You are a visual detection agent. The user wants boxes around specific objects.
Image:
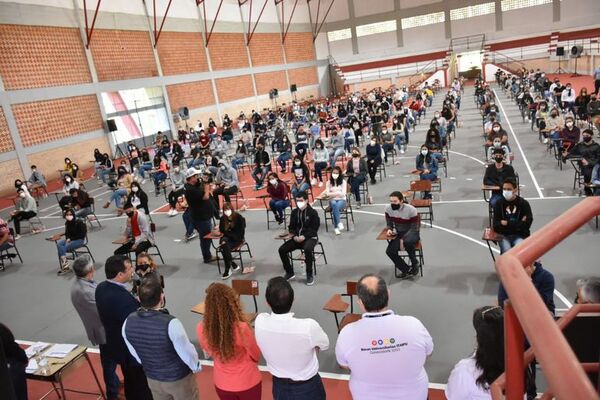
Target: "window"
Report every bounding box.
[450,3,495,20]
[356,20,397,37]
[401,12,445,29]
[501,0,552,12]
[327,28,352,42]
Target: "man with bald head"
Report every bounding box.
[335,274,433,399]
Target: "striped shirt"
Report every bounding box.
[385,203,419,234]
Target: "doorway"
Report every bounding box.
[456,50,483,80]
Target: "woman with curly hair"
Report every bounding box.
[197,283,262,399]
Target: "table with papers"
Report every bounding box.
[25,341,106,399]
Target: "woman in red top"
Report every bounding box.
[266,172,290,225]
[197,283,262,400]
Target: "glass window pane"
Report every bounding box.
[356,20,397,37]
[401,12,445,29]
[450,2,496,20]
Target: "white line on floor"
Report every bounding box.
[493,89,544,198]
[406,145,485,166]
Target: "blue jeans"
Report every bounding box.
[329,148,345,168]
[56,238,86,258]
[153,171,167,188]
[499,234,524,254]
[75,206,92,219]
[395,133,406,150]
[295,143,308,159]
[269,199,289,220]
[314,162,327,182]
[272,374,325,400]
[99,169,112,184]
[252,166,271,187]
[291,183,309,198]
[182,209,195,236]
[382,143,394,161]
[489,193,502,208]
[110,188,128,208]
[330,199,346,226]
[231,157,246,170]
[278,152,292,171]
[349,174,366,202]
[187,158,202,169]
[99,344,120,399]
[191,218,213,261]
[344,138,354,153]
[138,162,153,179]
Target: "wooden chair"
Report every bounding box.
[409,180,434,227]
[68,235,96,264]
[318,192,355,232]
[191,279,259,324]
[482,228,504,262]
[259,191,292,230]
[288,241,328,275]
[0,228,23,271]
[323,281,361,333]
[215,240,253,275]
[569,157,585,192]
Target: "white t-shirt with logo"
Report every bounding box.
[335,310,433,400]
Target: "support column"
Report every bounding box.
[495,0,503,31]
[552,0,560,22]
[394,0,403,48]
[444,8,451,40]
[347,0,359,54]
[196,6,222,122]
[0,77,30,177]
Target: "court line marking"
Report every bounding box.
[14,339,447,389]
[492,89,544,198]
[353,209,572,309]
[406,145,485,166]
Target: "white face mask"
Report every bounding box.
[270,179,278,186]
[370,140,376,146]
[65,215,74,221]
[493,127,500,132]
[503,190,514,200]
[297,201,306,209]
[223,210,232,217]
[566,122,573,128]
[19,192,26,198]
[294,161,301,166]
[331,173,339,179]
[174,168,180,173]
[132,187,139,193]
[66,178,71,183]
[421,150,428,156]
[494,141,501,147]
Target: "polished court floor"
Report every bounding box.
[1,85,598,395]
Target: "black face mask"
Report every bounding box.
[126,211,135,218]
[352,153,360,158]
[583,136,592,143]
[494,157,504,163]
[390,203,401,210]
[136,263,150,273]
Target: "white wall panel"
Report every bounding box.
[401,22,446,53]
[451,14,495,39]
[322,0,349,22]
[400,0,441,9]
[357,30,397,54]
[328,37,354,60]
[0,0,73,8]
[354,0,394,18]
[314,32,330,59]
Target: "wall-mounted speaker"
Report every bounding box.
[556,46,564,56]
[178,107,190,120]
[107,119,117,132]
[290,84,297,93]
[571,45,584,57]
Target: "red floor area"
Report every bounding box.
[26,350,446,400]
[545,73,594,94]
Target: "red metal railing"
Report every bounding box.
[491,197,600,400]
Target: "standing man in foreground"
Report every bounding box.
[184,167,217,264]
[122,277,201,400]
[335,274,434,399]
[95,255,153,399]
[70,255,120,400]
[255,277,329,400]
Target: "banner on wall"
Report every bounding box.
[101,87,170,145]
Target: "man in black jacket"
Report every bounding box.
[184,168,216,263]
[278,192,320,286]
[493,177,533,254]
[566,129,600,195]
[95,255,153,399]
[483,148,516,207]
[251,143,272,190]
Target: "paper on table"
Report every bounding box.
[25,342,50,359]
[45,343,77,358]
[26,358,39,373]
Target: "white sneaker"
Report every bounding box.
[337,222,344,231]
[400,148,405,154]
[311,178,317,186]
[171,209,178,216]
[543,138,549,144]
[318,182,323,187]
[141,179,146,185]
[334,228,341,235]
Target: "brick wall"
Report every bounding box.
[156,31,209,76]
[254,71,287,95]
[90,29,158,81]
[207,33,249,71]
[0,159,22,195]
[288,66,318,88]
[12,95,103,147]
[0,107,15,153]
[216,75,254,103]
[27,136,110,183]
[283,32,316,63]
[166,80,215,112]
[0,25,91,90]
[248,33,284,66]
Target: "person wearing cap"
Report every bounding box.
[214,160,239,206]
[184,168,217,263]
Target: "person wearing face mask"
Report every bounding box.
[132,252,164,297]
[276,134,293,173]
[278,192,320,286]
[266,172,290,224]
[486,138,511,165]
[380,128,394,164]
[27,164,47,194]
[104,166,132,210]
[9,188,38,239]
[231,140,248,171]
[127,182,149,216]
[492,178,533,254]
[431,111,447,141]
[167,165,185,216]
[328,129,345,169]
[425,129,445,163]
[62,157,74,177]
[55,208,87,274]
[312,139,329,187]
[484,149,516,208]
[566,129,600,195]
[365,136,382,185]
[151,154,169,196]
[214,160,239,207]
[485,122,509,148]
[212,135,228,159]
[574,87,590,122]
[69,187,93,218]
[290,156,311,199]
[218,203,246,280]
[586,94,600,134]
[385,191,421,278]
[415,146,438,199]
[323,166,347,235]
[345,147,368,209]
[542,107,564,144]
[592,162,600,196]
[122,277,201,400]
[252,143,272,190]
[295,127,309,159]
[558,116,580,154]
[114,203,155,257]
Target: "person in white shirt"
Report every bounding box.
[254,277,329,400]
[446,306,522,400]
[335,274,433,400]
